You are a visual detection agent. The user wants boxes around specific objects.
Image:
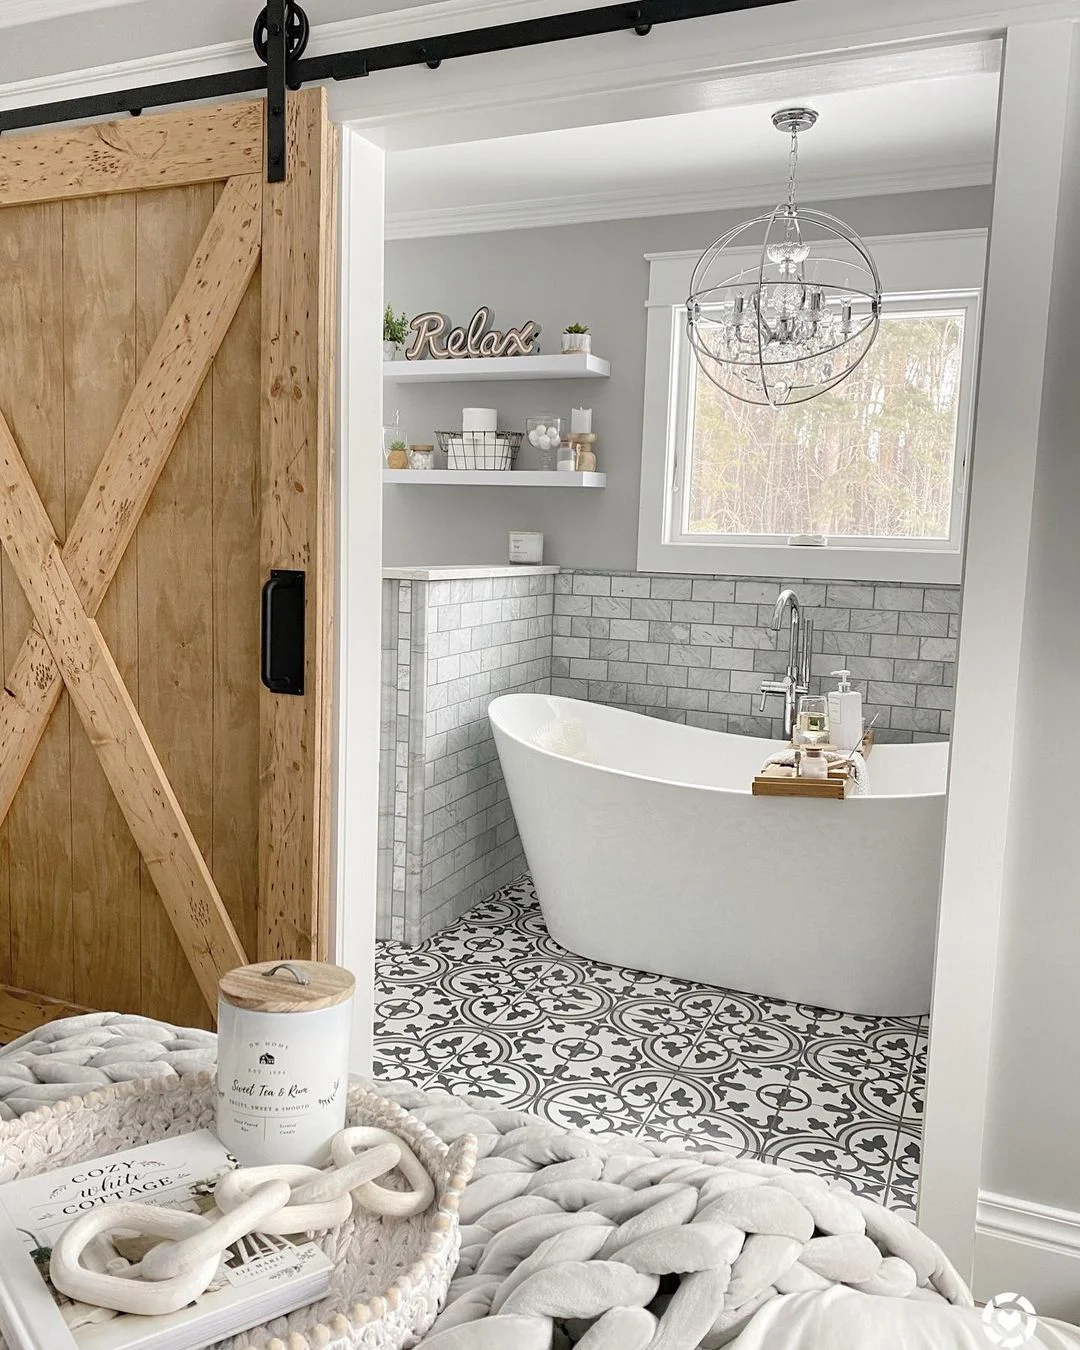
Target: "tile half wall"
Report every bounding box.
[378,569,961,941]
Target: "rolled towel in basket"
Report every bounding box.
[762,747,870,796]
[529,718,598,764]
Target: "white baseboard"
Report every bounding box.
[975,1191,1080,1324]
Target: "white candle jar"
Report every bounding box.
[509,530,544,565]
[216,960,355,1167]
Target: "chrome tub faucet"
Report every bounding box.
[759,588,813,741]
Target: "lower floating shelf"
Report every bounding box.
[383,470,606,488]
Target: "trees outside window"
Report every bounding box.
[687,309,966,542]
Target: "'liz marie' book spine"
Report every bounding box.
[0,1130,238,1350]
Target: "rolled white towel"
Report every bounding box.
[529,718,598,764]
[761,748,870,797]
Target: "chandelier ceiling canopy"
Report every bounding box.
[686,106,882,409]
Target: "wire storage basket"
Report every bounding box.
[437,430,522,471]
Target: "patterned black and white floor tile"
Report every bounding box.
[373,875,925,1216]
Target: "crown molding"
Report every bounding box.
[645,225,990,264]
[0,0,141,28]
[0,0,592,111]
[385,161,995,240]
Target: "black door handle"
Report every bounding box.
[261,569,305,695]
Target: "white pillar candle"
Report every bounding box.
[570,407,592,434]
[216,961,355,1166]
[462,407,498,433]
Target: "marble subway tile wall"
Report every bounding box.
[551,572,960,742]
[378,570,555,944]
[380,565,961,942]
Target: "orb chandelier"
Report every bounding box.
[686,107,882,408]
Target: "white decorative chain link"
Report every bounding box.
[49,1128,436,1316]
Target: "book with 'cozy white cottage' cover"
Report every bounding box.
[0,1129,332,1350]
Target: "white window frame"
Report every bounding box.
[637,229,988,582]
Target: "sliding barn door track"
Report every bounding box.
[0,0,799,181]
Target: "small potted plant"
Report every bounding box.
[383,305,409,361]
[385,436,410,469]
[562,322,591,355]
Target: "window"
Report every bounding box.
[638,232,985,582]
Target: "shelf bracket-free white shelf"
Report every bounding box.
[383,470,606,487]
[382,353,610,383]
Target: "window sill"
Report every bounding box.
[635,538,963,585]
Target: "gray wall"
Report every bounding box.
[383,186,992,572]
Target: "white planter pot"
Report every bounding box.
[383,340,403,361]
[562,333,591,355]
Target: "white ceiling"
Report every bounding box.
[385,66,1000,237]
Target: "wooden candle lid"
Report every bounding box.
[219,961,355,1013]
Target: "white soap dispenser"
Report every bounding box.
[828,670,863,754]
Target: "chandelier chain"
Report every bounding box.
[787,128,799,210]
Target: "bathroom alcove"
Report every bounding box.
[329,0,1078,1307]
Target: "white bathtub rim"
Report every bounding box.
[489,692,947,801]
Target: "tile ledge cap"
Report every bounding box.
[383,565,561,580]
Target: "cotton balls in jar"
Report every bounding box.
[526,416,564,454]
[528,424,561,450]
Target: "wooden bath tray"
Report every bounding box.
[752,767,850,799]
[751,730,874,800]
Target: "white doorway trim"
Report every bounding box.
[331,127,385,1077]
[919,18,1078,1274]
[321,0,1080,1281]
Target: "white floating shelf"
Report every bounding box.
[383,353,610,382]
[383,470,606,488]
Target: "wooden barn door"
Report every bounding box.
[0,92,337,1036]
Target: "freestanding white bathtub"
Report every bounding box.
[489,693,947,1017]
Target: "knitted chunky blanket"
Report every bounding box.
[369,1081,973,1349]
[0,1013,216,1117]
[3,1017,1077,1349]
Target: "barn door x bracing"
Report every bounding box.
[0,92,337,1034]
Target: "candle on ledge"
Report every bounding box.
[509,531,544,565]
[570,407,592,434]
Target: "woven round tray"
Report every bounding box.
[0,1071,476,1350]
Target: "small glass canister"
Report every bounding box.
[526,416,563,471]
[409,444,435,470]
[216,960,355,1166]
[798,746,829,779]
